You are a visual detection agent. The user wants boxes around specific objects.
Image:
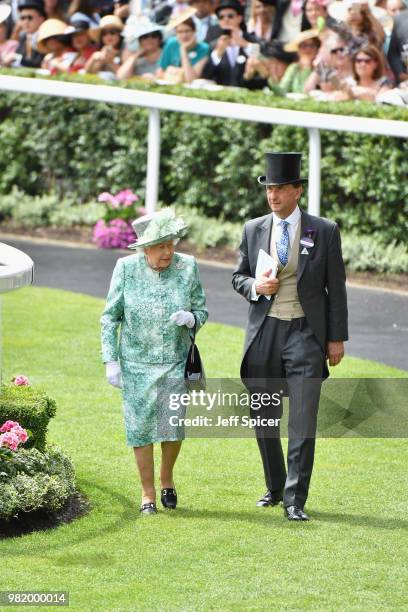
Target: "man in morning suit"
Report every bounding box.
[232,152,348,521]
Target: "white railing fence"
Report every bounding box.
[0,74,407,216]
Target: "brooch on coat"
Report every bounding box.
[300,228,316,255]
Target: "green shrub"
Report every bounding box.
[0,446,76,520]
[0,385,56,451]
[0,72,406,242]
[0,188,104,227]
[341,233,408,274]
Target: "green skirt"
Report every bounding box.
[120,359,187,447]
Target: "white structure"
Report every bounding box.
[0,75,407,216]
[0,243,34,293]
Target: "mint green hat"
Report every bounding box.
[128,208,188,249]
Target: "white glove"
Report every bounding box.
[105,361,122,388]
[170,310,195,328]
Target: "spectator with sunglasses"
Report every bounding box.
[117,18,163,79]
[345,43,393,100]
[85,14,124,75]
[202,0,257,86]
[304,33,354,97]
[3,0,46,67]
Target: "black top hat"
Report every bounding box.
[18,0,46,16]
[215,0,244,17]
[257,152,308,186]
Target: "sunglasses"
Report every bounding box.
[219,12,236,19]
[102,29,121,36]
[330,47,346,55]
[355,57,374,64]
[20,14,34,21]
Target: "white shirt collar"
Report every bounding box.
[272,205,301,227]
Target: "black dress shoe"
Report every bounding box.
[256,490,283,507]
[139,502,158,515]
[161,488,177,509]
[284,505,309,521]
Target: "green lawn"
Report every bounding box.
[0,287,407,611]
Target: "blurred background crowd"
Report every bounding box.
[0,0,408,104]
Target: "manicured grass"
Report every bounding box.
[0,287,407,611]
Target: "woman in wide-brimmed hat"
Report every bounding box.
[84,14,124,75]
[60,17,97,72]
[268,28,321,94]
[155,7,210,83]
[117,16,163,79]
[101,208,208,516]
[37,18,76,73]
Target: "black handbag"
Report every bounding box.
[184,318,206,390]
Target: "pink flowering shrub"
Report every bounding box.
[11,375,30,386]
[93,188,146,249]
[0,420,29,452]
[93,219,136,250]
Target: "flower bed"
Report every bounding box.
[0,377,87,533]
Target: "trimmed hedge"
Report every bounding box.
[0,385,56,452]
[0,70,407,242]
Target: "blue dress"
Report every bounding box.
[100,252,208,447]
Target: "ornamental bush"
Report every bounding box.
[0,446,76,521]
[0,72,406,243]
[0,384,56,452]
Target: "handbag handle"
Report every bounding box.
[189,314,197,344]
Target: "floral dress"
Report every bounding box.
[100,252,208,447]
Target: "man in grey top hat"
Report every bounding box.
[232,151,348,521]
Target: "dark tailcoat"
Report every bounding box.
[232,208,349,379]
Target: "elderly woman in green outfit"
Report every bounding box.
[101,208,208,515]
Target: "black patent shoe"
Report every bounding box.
[256,490,283,507]
[161,488,177,509]
[139,502,158,515]
[284,505,310,521]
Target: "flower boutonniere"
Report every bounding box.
[300,228,316,249]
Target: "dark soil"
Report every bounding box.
[0,489,91,539]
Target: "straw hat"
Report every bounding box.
[37,19,71,54]
[284,28,321,53]
[0,4,11,25]
[328,0,387,23]
[165,7,197,32]
[128,208,188,249]
[90,14,124,42]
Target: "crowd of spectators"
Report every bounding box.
[0,0,407,104]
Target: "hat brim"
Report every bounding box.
[257,176,308,185]
[165,7,197,31]
[0,4,11,24]
[127,227,188,249]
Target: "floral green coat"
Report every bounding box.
[100,252,208,447]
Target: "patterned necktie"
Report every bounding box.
[277,220,289,266]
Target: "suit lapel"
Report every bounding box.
[297,209,317,283]
[256,214,273,259]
